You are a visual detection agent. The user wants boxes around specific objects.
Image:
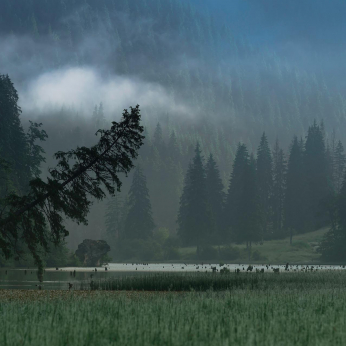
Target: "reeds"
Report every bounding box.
[1,283,346,345]
[88,271,346,292]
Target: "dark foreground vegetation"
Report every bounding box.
[89,271,346,292]
[1,272,346,345]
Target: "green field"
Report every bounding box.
[179,228,328,264]
[2,271,346,345]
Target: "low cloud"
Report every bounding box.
[19,67,191,119]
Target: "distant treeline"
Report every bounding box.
[1,74,346,261]
[107,119,346,262]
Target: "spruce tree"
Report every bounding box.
[334,140,345,193]
[168,130,180,163]
[319,171,346,261]
[224,143,259,246]
[177,143,212,249]
[153,122,166,157]
[272,139,286,238]
[304,121,330,229]
[205,154,225,243]
[124,166,155,240]
[165,131,183,233]
[284,136,306,243]
[105,193,123,242]
[256,132,273,240]
[0,74,31,195]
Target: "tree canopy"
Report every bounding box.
[0,102,144,273]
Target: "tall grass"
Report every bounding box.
[88,271,346,291]
[1,284,346,345]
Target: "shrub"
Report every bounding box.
[220,267,231,275]
[251,249,267,261]
[153,227,170,245]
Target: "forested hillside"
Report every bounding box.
[1,0,346,253]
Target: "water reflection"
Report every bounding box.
[1,263,345,290]
[0,269,142,290]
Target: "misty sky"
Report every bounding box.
[192,0,346,89]
[1,0,346,118]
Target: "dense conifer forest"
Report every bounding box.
[1,0,346,262]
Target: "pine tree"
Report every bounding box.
[272,139,286,238]
[177,143,212,249]
[334,140,346,193]
[168,130,180,163]
[153,122,166,157]
[224,143,259,246]
[284,136,306,243]
[319,171,346,261]
[124,166,155,240]
[205,154,225,243]
[304,121,330,229]
[105,193,123,242]
[0,74,31,195]
[256,132,273,240]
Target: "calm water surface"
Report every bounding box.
[0,263,344,290]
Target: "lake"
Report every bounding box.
[0,263,344,290]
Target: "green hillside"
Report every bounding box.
[179,228,329,264]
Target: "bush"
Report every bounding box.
[251,249,267,261]
[220,267,231,275]
[153,228,170,245]
[100,254,113,265]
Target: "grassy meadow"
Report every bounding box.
[179,228,327,263]
[1,271,346,345]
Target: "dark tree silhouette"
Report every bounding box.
[124,166,155,240]
[256,132,273,240]
[284,136,306,243]
[177,143,212,250]
[272,139,286,238]
[205,154,225,243]
[0,105,144,274]
[224,143,259,247]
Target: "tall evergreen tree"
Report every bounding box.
[153,122,166,157]
[177,143,212,249]
[205,154,225,242]
[304,121,330,229]
[168,130,180,163]
[256,132,273,239]
[272,139,286,237]
[105,193,123,242]
[319,171,346,261]
[334,140,346,193]
[0,74,31,195]
[124,166,155,240]
[224,143,259,246]
[284,136,306,243]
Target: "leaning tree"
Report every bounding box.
[0,105,144,275]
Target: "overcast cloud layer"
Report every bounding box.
[19,67,191,118]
